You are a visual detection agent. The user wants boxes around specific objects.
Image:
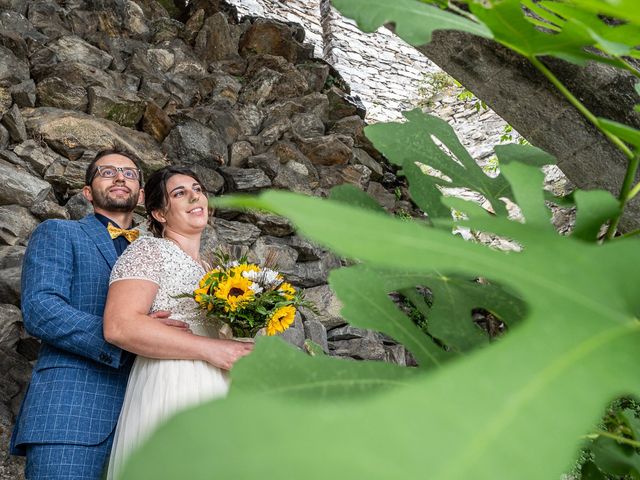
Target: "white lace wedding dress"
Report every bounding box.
[106,237,229,480]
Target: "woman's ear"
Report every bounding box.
[151,209,166,224]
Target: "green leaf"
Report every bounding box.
[330,0,492,46]
[572,190,620,242]
[147,187,640,480]
[591,437,640,478]
[230,337,419,400]
[329,184,386,213]
[599,118,640,150]
[620,409,640,441]
[329,265,453,367]
[365,110,512,218]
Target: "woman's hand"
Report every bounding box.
[205,339,254,370]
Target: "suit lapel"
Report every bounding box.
[79,214,117,269]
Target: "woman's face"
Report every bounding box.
[155,174,208,234]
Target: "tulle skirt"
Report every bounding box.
[106,354,229,479]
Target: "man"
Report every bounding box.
[10,150,184,479]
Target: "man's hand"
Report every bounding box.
[149,310,192,334]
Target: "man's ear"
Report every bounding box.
[81,185,94,204]
[137,188,145,206]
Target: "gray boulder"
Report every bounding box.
[0,159,51,207]
[0,205,39,246]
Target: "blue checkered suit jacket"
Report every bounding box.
[10,215,134,454]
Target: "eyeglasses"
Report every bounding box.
[91,165,141,182]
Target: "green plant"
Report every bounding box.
[417,71,457,107]
[120,2,640,480]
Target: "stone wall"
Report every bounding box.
[226,0,525,165]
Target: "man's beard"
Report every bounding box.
[91,188,138,212]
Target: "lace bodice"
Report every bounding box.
[110,236,214,330]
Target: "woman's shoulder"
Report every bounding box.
[111,236,169,284]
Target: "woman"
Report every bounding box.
[103,166,253,479]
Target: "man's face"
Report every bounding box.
[82,154,143,213]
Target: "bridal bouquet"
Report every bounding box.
[189,252,314,338]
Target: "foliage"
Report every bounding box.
[120,2,640,480]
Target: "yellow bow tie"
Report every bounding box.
[107,223,139,243]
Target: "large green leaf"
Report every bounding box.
[591,437,640,478]
[365,110,512,218]
[331,265,525,357]
[230,337,420,400]
[121,183,640,480]
[330,0,492,45]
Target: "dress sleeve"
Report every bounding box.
[110,237,164,285]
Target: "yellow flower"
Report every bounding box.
[214,275,255,312]
[193,287,209,305]
[229,263,260,279]
[278,282,296,300]
[199,269,220,289]
[266,305,296,336]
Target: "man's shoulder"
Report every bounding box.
[33,216,97,238]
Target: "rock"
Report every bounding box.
[285,252,341,288]
[299,284,345,330]
[239,68,282,107]
[1,104,27,143]
[0,304,21,350]
[329,338,387,361]
[0,245,23,306]
[327,325,382,342]
[303,319,329,354]
[87,86,146,128]
[0,125,8,150]
[0,159,51,207]
[192,164,225,194]
[150,18,184,44]
[232,103,263,137]
[22,108,167,174]
[291,112,325,139]
[162,119,228,167]
[272,159,319,194]
[182,8,205,45]
[0,205,40,245]
[367,181,397,210]
[213,218,261,246]
[278,323,305,349]
[0,86,11,117]
[326,86,366,123]
[229,141,253,167]
[297,61,330,92]
[30,200,70,221]
[141,102,174,143]
[36,76,88,112]
[239,19,312,63]
[10,79,36,108]
[46,35,114,70]
[384,344,407,366]
[316,164,371,191]
[219,166,271,192]
[44,156,90,199]
[0,45,29,85]
[298,135,352,166]
[146,48,175,72]
[194,13,238,63]
[245,153,280,178]
[235,211,294,237]
[16,336,40,362]
[123,0,150,39]
[65,192,93,220]
[199,70,243,108]
[352,148,384,179]
[330,115,384,162]
[248,236,298,271]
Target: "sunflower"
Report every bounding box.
[266,305,296,336]
[214,275,255,312]
[193,286,209,306]
[277,282,296,300]
[229,263,260,278]
[198,269,221,289]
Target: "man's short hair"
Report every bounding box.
[85,149,144,186]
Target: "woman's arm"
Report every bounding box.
[103,279,253,370]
